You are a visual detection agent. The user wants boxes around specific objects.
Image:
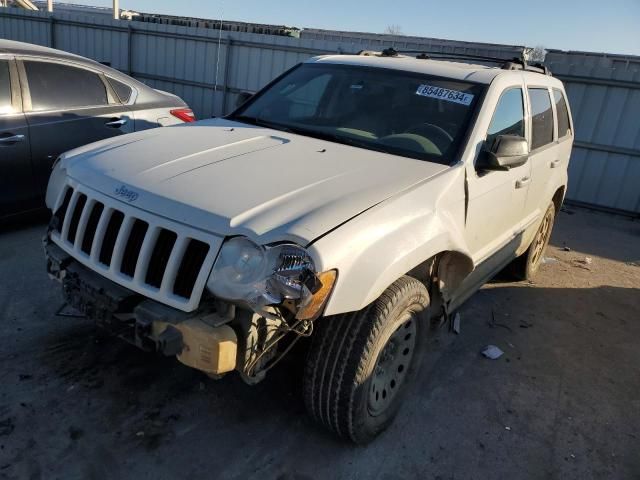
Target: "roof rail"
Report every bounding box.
[357,48,552,75]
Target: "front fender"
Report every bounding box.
[308,166,472,316]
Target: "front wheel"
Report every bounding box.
[303,276,429,443]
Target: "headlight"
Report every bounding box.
[207,237,320,309]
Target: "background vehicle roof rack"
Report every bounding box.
[357,48,552,75]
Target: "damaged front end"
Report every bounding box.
[45,239,336,384]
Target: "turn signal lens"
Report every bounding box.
[170,108,196,123]
[296,270,337,321]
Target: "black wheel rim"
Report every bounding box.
[368,313,417,417]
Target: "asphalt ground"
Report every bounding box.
[0,206,638,480]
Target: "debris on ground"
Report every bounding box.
[453,312,461,334]
[627,261,639,267]
[542,257,558,264]
[0,418,15,436]
[519,320,533,329]
[488,310,514,332]
[504,426,512,431]
[68,426,83,440]
[563,246,571,252]
[481,345,504,360]
[573,257,594,270]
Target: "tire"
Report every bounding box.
[509,202,556,280]
[303,276,429,444]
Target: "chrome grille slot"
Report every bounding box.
[53,187,73,232]
[173,239,210,298]
[81,202,104,254]
[120,219,149,277]
[66,193,87,244]
[99,210,125,266]
[146,229,177,288]
[49,181,222,312]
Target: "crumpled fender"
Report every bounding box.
[308,165,474,316]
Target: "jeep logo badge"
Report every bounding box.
[114,185,139,202]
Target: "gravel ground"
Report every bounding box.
[0,206,638,480]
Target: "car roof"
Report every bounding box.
[0,39,97,64]
[307,54,560,87]
[0,39,164,96]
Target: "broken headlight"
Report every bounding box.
[206,237,320,309]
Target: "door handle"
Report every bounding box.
[105,118,127,128]
[0,134,25,145]
[550,159,561,169]
[515,176,531,189]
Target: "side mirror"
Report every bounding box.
[477,134,529,170]
[235,91,254,109]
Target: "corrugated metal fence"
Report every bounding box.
[1,8,639,215]
[546,51,640,214]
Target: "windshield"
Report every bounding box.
[230,63,484,164]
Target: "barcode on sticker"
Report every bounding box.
[416,85,474,106]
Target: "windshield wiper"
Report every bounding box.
[231,115,292,133]
[298,129,392,155]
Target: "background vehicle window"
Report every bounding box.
[108,77,133,103]
[25,61,108,111]
[0,61,12,114]
[486,88,524,146]
[553,89,571,138]
[528,88,554,150]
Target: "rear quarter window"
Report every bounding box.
[108,77,133,103]
[553,89,572,138]
[528,87,554,150]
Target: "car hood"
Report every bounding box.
[64,118,449,244]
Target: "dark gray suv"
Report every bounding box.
[0,40,194,219]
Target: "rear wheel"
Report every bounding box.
[510,202,556,280]
[303,276,429,443]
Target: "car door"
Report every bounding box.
[464,86,532,266]
[19,58,133,195]
[0,57,37,218]
[522,86,557,221]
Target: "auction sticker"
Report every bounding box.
[416,84,474,106]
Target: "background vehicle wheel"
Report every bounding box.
[303,275,429,444]
[509,202,556,281]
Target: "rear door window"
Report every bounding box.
[486,88,525,147]
[108,77,133,103]
[528,88,554,150]
[553,89,571,139]
[24,61,108,111]
[0,61,13,114]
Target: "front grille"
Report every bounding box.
[173,239,210,298]
[121,219,149,277]
[81,202,104,254]
[99,210,125,266]
[49,184,220,311]
[146,229,177,288]
[66,193,87,243]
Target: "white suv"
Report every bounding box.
[44,51,573,443]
